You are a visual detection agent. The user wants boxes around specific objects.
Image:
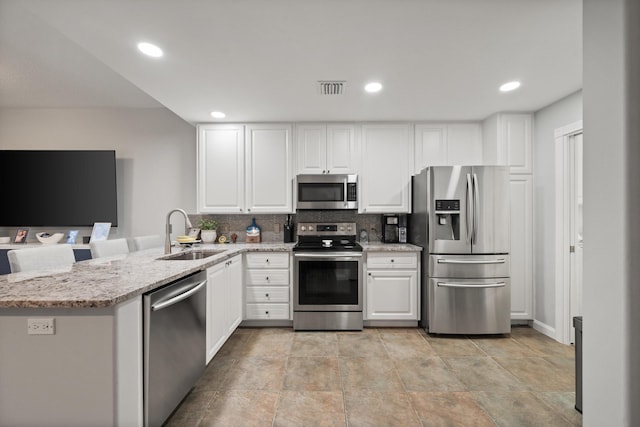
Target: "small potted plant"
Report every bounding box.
[199,218,218,243]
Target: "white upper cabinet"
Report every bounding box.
[360,123,412,213]
[414,123,483,173]
[197,123,293,214]
[482,113,533,174]
[198,124,245,213]
[414,124,448,172]
[245,124,293,213]
[296,123,358,174]
[447,123,483,165]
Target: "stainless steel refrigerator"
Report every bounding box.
[410,166,510,334]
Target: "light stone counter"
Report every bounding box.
[361,242,423,252]
[0,243,295,309]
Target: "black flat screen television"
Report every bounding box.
[0,150,118,227]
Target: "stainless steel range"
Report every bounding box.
[293,222,363,331]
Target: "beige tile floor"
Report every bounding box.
[165,326,582,427]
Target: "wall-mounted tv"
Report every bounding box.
[0,150,118,227]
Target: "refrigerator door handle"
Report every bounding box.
[437,258,506,264]
[466,173,473,243]
[437,281,506,288]
[473,173,479,242]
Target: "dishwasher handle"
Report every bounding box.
[151,280,207,311]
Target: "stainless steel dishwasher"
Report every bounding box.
[143,270,207,427]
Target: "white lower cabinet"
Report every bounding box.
[244,252,290,320]
[206,254,243,363]
[365,252,419,321]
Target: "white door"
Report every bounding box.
[569,132,583,343]
[245,123,293,213]
[359,123,412,213]
[197,124,245,213]
[366,270,418,320]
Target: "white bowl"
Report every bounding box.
[35,232,64,244]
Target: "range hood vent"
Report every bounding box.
[317,81,345,95]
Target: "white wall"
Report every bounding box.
[583,0,640,425]
[532,90,582,329]
[0,107,196,240]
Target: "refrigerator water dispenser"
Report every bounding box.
[434,199,460,241]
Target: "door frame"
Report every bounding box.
[554,120,583,344]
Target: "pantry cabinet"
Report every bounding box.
[359,123,412,213]
[197,123,293,214]
[296,123,358,174]
[509,175,533,320]
[365,252,419,321]
[206,254,243,363]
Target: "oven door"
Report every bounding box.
[294,252,363,311]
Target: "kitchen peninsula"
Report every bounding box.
[0,243,292,427]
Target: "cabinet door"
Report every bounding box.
[245,124,293,213]
[500,114,533,174]
[197,124,245,213]
[360,123,412,213]
[326,124,357,174]
[447,123,483,165]
[206,262,227,363]
[226,255,243,335]
[366,270,418,320]
[414,124,447,173]
[296,124,326,174]
[510,175,533,319]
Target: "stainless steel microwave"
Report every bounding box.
[295,174,358,210]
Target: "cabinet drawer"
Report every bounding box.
[245,252,289,269]
[366,253,417,269]
[245,303,290,319]
[245,286,289,303]
[245,270,289,286]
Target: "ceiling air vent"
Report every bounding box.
[318,81,345,95]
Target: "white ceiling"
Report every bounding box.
[0,0,582,124]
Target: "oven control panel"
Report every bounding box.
[297,222,356,236]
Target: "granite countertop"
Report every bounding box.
[0,243,295,309]
[361,242,423,252]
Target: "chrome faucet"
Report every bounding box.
[165,208,193,254]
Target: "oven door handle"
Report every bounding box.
[294,252,363,258]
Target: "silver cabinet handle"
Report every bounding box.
[438,282,505,288]
[151,280,207,311]
[437,259,505,264]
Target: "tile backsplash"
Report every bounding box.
[189,211,384,243]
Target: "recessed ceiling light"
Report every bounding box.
[364,82,383,93]
[210,111,226,119]
[137,42,163,58]
[499,81,521,92]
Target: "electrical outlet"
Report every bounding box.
[27,318,55,335]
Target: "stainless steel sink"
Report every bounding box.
[158,250,225,261]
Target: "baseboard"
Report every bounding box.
[532,319,557,340]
